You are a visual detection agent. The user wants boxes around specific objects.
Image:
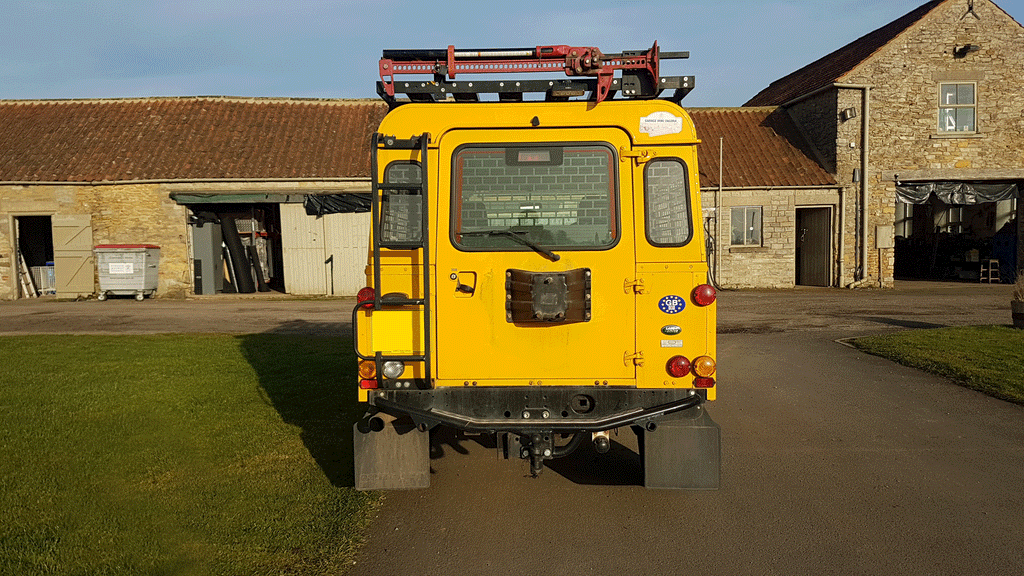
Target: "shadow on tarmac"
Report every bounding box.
[545,438,643,486]
[429,426,643,486]
[859,316,947,329]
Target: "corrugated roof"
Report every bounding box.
[690,107,836,189]
[745,1,945,106]
[0,97,388,182]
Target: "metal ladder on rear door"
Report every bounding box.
[365,132,432,386]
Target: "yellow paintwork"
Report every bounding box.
[356,99,716,402]
[371,309,424,355]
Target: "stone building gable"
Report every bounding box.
[745,0,1024,287]
[840,0,1024,173]
[0,97,388,183]
[842,0,1024,284]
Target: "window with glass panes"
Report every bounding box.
[730,206,762,246]
[939,83,976,133]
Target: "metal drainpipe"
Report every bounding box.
[783,83,872,285]
[859,86,871,283]
[717,137,723,284]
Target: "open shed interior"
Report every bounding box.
[894,181,1019,283]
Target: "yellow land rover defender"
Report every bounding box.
[353,44,719,489]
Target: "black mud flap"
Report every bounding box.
[639,406,720,490]
[353,412,430,490]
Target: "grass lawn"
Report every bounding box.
[853,325,1024,404]
[0,334,379,576]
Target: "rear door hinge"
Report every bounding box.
[624,278,646,294]
[619,147,657,165]
[624,351,645,367]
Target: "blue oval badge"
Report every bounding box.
[658,295,686,314]
[662,325,682,335]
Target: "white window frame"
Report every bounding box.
[943,205,964,234]
[938,82,977,134]
[730,206,762,247]
[895,202,913,238]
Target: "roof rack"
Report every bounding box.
[377,42,694,105]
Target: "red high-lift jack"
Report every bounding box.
[377,42,693,105]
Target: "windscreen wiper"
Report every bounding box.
[459,229,560,261]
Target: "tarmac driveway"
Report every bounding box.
[0,280,1014,337]
[2,281,1020,575]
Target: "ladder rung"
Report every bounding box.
[378,355,427,363]
[380,183,423,192]
[379,241,424,250]
[378,298,425,307]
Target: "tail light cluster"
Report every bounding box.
[665,354,717,387]
[359,360,378,390]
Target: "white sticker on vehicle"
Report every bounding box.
[661,339,684,348]
[639,112,683,137]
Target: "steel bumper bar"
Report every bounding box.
[368,388,704,433]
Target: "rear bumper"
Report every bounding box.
[367,387,707,433]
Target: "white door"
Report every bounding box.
[280,203,327,295]
[323,212,371,296]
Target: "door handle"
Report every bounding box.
[450,271,477,297]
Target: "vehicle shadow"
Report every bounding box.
[238,332,360,487]
[545,438,643,486]
[263,319,350,337]
[429,426,643,486]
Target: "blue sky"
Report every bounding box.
[3,0,1022,107]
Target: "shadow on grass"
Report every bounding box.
[238,332,361,487]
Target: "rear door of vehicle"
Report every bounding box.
[433,127,636,384]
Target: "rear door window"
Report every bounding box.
[452,144,619,251]
[644,158,692,246]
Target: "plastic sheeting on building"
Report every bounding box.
[304,193,371,215]
[896,181,1019,205]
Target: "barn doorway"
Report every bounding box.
[12,214,95,298]
[894,181,1019,282]
[14,215,54,297]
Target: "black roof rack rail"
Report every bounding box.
[376,42,694,106]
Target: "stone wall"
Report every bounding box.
[787,0,1024,287]
[788,89,866,286]
[701,187,843,288]
[1,180,367,300]
[0,183,189,300]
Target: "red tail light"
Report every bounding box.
[694,377,716,388]
[359,378,378,390]
[666,356,691,378]
[693,284,717,306]
[357,286,376,303]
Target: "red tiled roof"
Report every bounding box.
[0,97,829,189]
[690,107,836,188]
[745,1,945,106]
[0,97,388,182]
